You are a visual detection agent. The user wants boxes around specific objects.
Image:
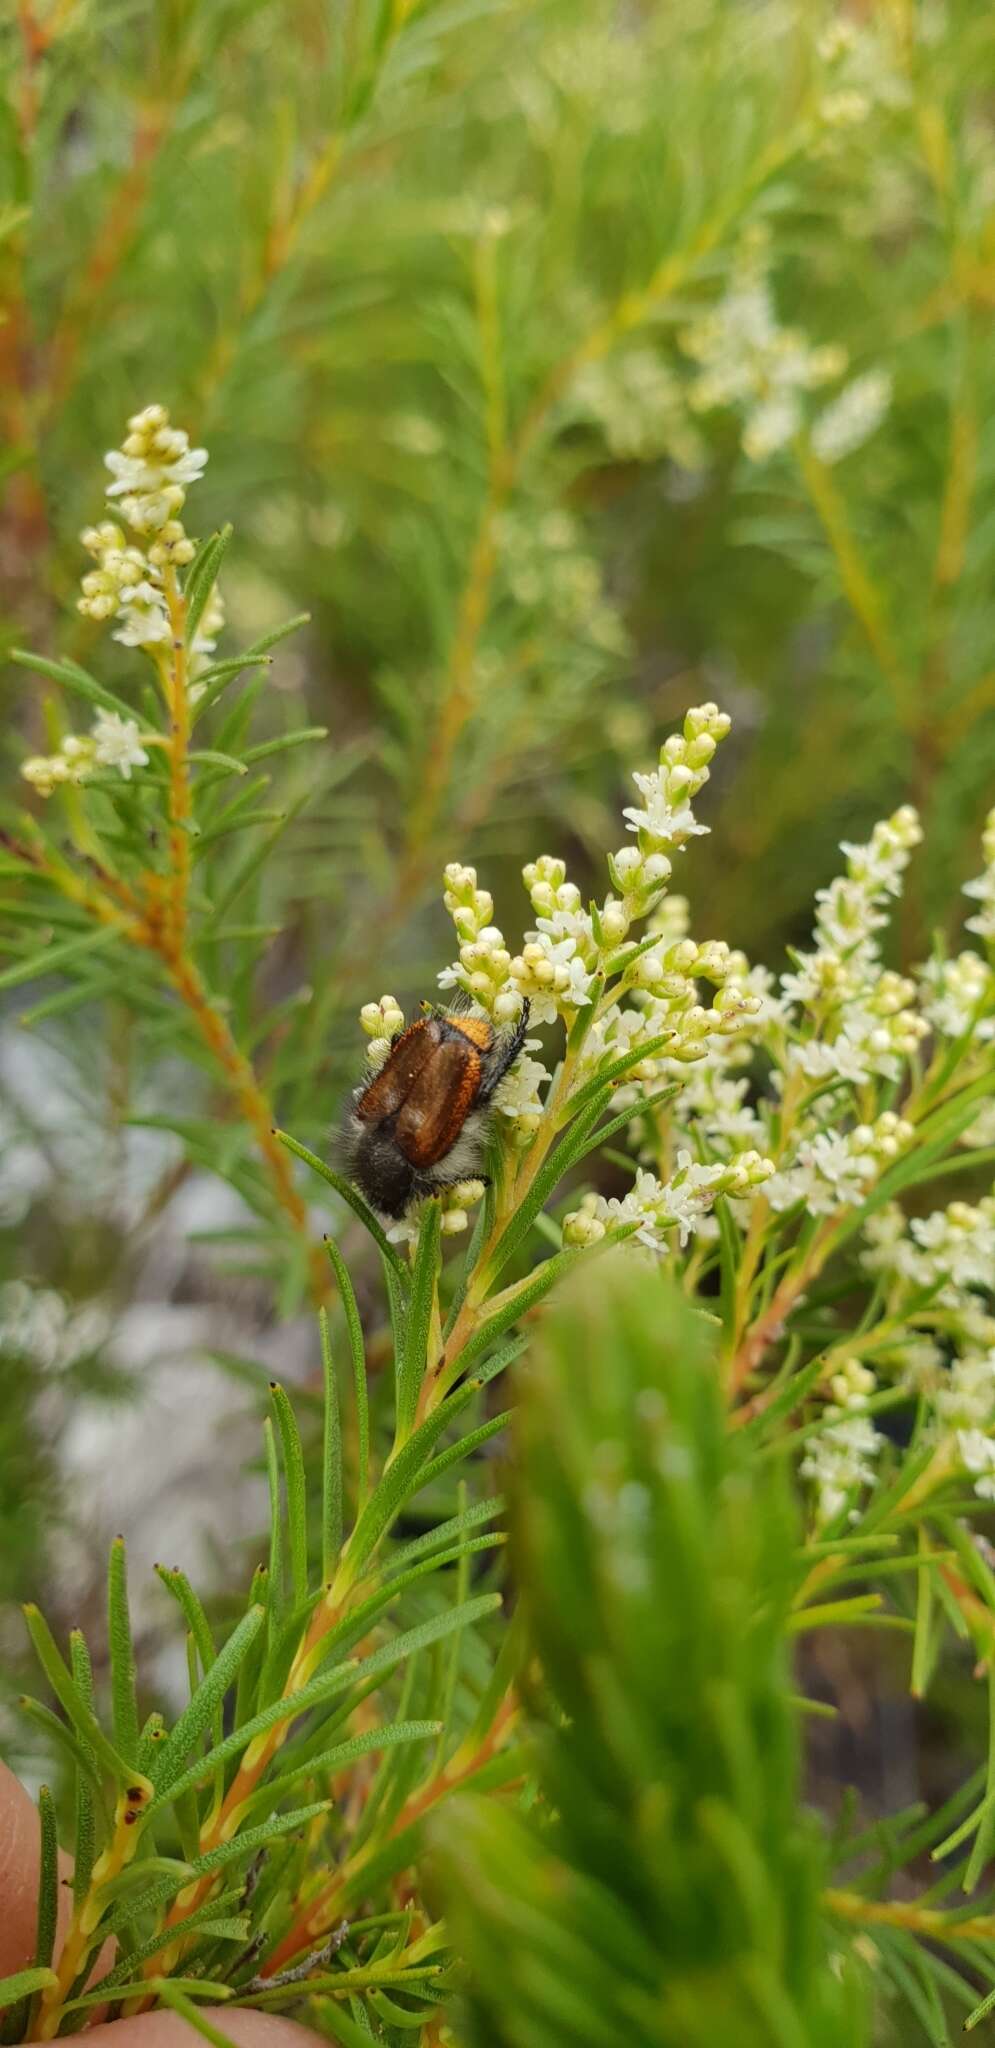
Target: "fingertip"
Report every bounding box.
[82,2012,327,2048]
[0,1760,72,1977]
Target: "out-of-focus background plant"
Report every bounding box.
[6,0,995,2041]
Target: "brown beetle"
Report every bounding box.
[343,1000,531,1219]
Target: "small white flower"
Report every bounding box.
[919,951,995,1042]
[680,233,854,464]
[801,1412,883,1523]
[494,1045,549,1123]
[105,440,207,501]
[90,712,150,780]
[957,1428,995,1501]
[936,1352,995,1430]
[623,776,704,846]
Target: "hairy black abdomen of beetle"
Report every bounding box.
[349,1115,415,1218]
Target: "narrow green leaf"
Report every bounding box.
[315,1538,506,1667]
[189,750,248,776]
[966,1981,995,2031]
[434,1329,525,1405]
[278,1132,407,1281]
[452,1250,583,1381]
[270,1383,309,1605]
[0,1971,58,2011]
[28,1785,59,2033]
[69,1633,97,1905]
[298,2004,372,2048]
[572,1082,681,1172]
[241,1721,441,1814]
[566,1031,679,1117]
[786,1595,884,1633]
[264,1418,285,1622]
[965,1665,995,1892]
[137,1710,167,1775]
[169,1801,331,1883]
[912,1526,937,1701]
[417,1410,510,1492]
[320,1308,344,1580]
[241,726,328,765]
[9,650,135,721]
[154,1568,222,1810]
[243,613,310,657]
[62,1977,234,2017]
[154,1567,217,1674]
[387,1494,506,1572]
[16,1697,105,1819]
[189,656,272,721]
[356,1595,502,1691]
[96,1893,248,1990]
[396,1200,442,1445]
[98,1855,192,1908]
[207,797,310,927]
[22,1605,131,1784]
[154,1601,493,1826]
[146,1664,359,1818]
[481,1096,607,1289]
[107,1537,139,1767]
[0,924,119,994]
[149,1604,266,1796]
[145,1982,238,2048]
[235,1565,269,1730]
[184,525,232,640]
[336,1381,480,1591]
[435,1481,470,1764]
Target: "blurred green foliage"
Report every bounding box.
[5,5,995,2037]
[4,0,995,986]
[440,1262,871,2045]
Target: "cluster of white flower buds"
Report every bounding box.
[569,347,705,470]
[507,856,598,1023]
[790,966,928,1085]
[827,1356,877,1411]
[493,1044,550,1147]
[781,810,923,1033]
[620,702,731,861]
[434,707,734,1044]
[439,1178,487,1237]
[910,1198,995,1296]
[438,865,521,1022]
[679,231,847,461]
[815,16,908,132]
[768,1111,912,1215]
[801,1355,886,1521]
[863,1193,995,1301]
[359,993,406,1071]
[679,226,892,466]
[935,1351,995,1431]
[77,406,216,672]
[579,945,765,1091]
[387,1177,487,1246]
[563,1147,773,1254]
[21,712,151,800]
[920,950,995,1042]
[104,403,207,536]
[801,1411,883,1523]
